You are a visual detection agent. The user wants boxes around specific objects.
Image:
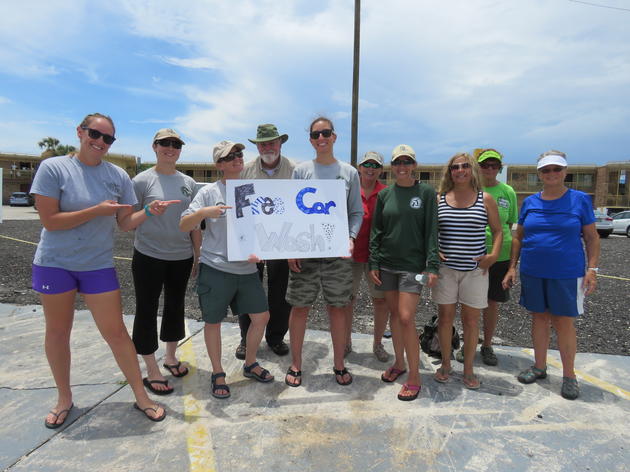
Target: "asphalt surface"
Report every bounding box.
[1,205,629,356]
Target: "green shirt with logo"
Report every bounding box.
[484,182,518,261]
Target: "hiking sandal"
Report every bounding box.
[517,366,547,384]
[561,377,579,400]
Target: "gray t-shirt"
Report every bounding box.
[292,160,363,238]
[181,181,256,275]
[31,155,137,271]
[133,168,197,260]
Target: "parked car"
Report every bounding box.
[611,210,630,237]
[594,210,613,238]
[8,192,34,207]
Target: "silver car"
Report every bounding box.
[594,210,613,238]
[612,210,630,237]
[8,192,34,207]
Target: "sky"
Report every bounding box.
[1,0,630,166]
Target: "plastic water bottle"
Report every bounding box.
[415,273,429,285]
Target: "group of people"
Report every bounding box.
[31,112,599,428]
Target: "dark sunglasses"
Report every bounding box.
[81,126,116,145]
[449,162,471,171]
[309,129,333,139]
[156,139,183,149]
[479,162,501,170]
[361,162,382,169]
[218,150,244,163]
[392,159,415,166]
[539,166,565,174]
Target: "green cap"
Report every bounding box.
[248,124,288,144]
[478,149,502,163]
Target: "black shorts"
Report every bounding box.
[488,260,510,303]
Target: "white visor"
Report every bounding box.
[537,154,567,169]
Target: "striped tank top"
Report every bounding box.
[438,191,488,271]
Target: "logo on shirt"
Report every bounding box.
[497,197,509,209]
[181,186,192,197]
[409,197,422,209]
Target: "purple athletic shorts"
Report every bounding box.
[32,265,120,295]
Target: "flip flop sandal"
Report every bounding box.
[333,367,353,386]
[143,377,174,395]
[397,383,421,401]
[163,361,189,378]
[44,403,74,429]
[463,374,481,390]
[243,362,274,383]
[210,372,231,399]
[381,367,407,383]
[285,368,302,387]
[433,367,453,384]
[134,402,166,422]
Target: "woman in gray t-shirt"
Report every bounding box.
[30,113,176,426]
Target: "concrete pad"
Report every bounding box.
[1,304,628,471]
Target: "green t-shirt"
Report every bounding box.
[484,182,518,261]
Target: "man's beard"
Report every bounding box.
[261,152,279,165]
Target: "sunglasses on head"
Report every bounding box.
[449,162,471,171]
[361,161,382,169]
[479,162,501,170]
[309,129,333,139]
[156,139,182,149]
[539,166,565,174]
[218,150,244,163]
[81,126,116,145]
[392,159,415,166]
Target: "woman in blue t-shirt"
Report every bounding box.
[503,151,600,400]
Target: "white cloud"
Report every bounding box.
[158,56,219,70]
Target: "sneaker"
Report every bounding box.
[561,377,579,400]
[517,365,547,384]
[480,346,498,366]
[235,342,246,360]
[455,347,465,363]
[373,343,390,362]
[269,341,289,356]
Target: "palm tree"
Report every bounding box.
[38,137,60,152]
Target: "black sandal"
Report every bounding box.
[333,367,353,386]
[285,368,302,387]
[163,361,189,378]
[210,372,230,399]
[243,362,274,383]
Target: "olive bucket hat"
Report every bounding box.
[248,123,289,144]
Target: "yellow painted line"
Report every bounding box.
[521,349,630,401]
[0,234,132,261]
[179,322,217,472]
[598,274,630,281]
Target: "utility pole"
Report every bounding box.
[350,0,361,167]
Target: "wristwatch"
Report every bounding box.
[587,267,599,273]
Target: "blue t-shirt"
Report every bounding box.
[31,155,137,271]
[518,189,594,279]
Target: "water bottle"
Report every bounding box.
[415,273,429,285]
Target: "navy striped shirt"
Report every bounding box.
[438,191,488,271]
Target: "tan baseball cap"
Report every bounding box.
[391,144,416,162]
[153,128,185,144]
[358,151,384,166]
[212,140,245,163]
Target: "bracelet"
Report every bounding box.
[144,204,153,217]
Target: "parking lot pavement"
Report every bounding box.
[0,205,40,221]
[1,303,629,471]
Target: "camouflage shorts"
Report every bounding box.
[286,258,353,308]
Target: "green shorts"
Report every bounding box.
[286,258,353,308]
[197,264,268,324]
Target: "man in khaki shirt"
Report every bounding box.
[236,124,295,359]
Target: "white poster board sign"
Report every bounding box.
[226,179,349,261]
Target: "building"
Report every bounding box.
[1,152,138,204]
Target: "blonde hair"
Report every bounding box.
[79,113,115,133]
[438,152,483,194]
[537,149,567,162]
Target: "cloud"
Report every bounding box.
[0,97,11,104]
[158,56,219,70]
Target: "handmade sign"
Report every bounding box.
[226,179,349,261]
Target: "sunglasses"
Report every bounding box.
[361,162,382,169]
[81,126,116,145]
[218,150,244,163]
[449,162,471,171]
[479,162,501,170]
[309,129,333,139]
[392,159,415,166]
[156,139,182,149]
[539,166,565,174]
